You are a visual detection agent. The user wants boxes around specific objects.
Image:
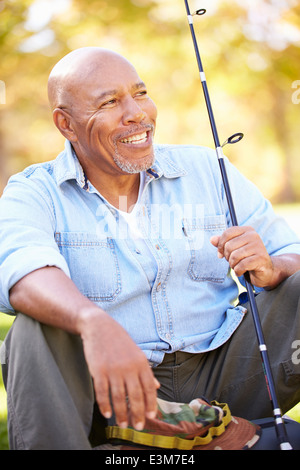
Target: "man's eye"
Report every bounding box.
[101,99,116,107]
[136,91,147,97]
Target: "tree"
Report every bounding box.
[1,0,300,201]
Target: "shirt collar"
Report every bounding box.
[148,144,186,179]
[54,140,88,189]
[54,140,186,188]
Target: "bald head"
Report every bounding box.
[46,46,157,182]
[47,47,136,112]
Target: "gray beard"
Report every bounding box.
[112,146,155,174]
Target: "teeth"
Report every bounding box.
[121,132,147,144]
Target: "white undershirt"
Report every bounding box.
[117,171,146,239]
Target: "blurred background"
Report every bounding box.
[0,0,300,449]
[0,0,300,205]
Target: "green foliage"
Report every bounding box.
[0,2,299,448]
[0,314,14,450]
[1,0,300,201]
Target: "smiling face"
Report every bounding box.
[49,48,157,179]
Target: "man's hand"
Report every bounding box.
[210,226,300,289]
[78,308,160,431]
[210,226,275,288]
[9,266,160,432]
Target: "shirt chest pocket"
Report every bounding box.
[55,232,121,301]
[182,215,229,283]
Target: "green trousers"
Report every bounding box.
[1,272,300,450]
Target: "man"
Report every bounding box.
[0,47,299,450]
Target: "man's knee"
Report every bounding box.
[2,314,95,449]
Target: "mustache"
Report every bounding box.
[113,124,154,143]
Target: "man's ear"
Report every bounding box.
[53,108,78,142]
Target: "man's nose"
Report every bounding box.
[122,97,146,124]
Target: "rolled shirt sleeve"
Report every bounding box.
[221,156,300,288]
[0,142,300,360]
[1,143,300,322]
[0,174,70,314]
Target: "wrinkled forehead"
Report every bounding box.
[49,48,143,108]
[75,51,139,83]
[80,54,142,96]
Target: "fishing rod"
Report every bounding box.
[183,0,292,450]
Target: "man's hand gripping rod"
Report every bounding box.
[183,0,292,450]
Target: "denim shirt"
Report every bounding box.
[1,140,300,366]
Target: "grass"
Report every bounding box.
[0,313,14,450]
